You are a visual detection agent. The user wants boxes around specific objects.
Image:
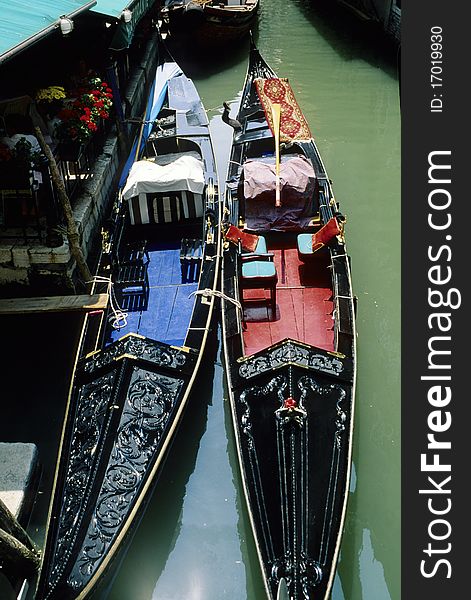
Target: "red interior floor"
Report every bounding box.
[242,246,334,355]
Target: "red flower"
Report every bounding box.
[87,122,98,131]
[106,88,113,94]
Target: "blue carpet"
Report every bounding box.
[107,245,198,346]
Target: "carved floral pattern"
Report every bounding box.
[298,376,347,448]
[239,376,287,451]
[239,340,344,381]
[236,372,349,598]
[67,366,184,588]
[82,336,187,374]
[47,371,117,591]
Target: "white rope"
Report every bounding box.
[189,288,242,311]
[87,275,128,330]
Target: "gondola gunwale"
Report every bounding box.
[35,47,222,600]
[221,39,357,600]
[161,0,260,46]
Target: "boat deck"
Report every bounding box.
[242,244,334,356]
[107,240,198,348]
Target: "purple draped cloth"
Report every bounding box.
[243,155,316,231]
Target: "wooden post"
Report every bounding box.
[0,498,40,582]
[34,127,92,284]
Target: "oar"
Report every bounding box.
[271,102,282,207]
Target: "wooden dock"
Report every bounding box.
[0,294,109,315]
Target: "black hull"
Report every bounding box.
[221,41,357,599]
[36,44,221,600]
[163,1,259,47]
[226,340,355,599]
[36,337,201,600]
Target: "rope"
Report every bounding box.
[87,275,128,330]
[189,288,242,311]
[206,103,223,113]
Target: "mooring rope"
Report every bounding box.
[189,288,242,311]
[87,275,128,330]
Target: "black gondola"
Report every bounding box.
[161,0,259,48]
[35,46,221,600]
[221,40,357,599]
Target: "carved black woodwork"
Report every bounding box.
[237,338,353,384]
[37,340,193,599]
[234,369,352,600]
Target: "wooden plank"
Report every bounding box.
[0,294,109,315]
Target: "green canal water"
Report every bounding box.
[1,1,400,598]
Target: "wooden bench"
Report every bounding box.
[180,238,202,283]
[238,240,278,318]
[114,241,150,309]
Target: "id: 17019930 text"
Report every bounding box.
[430,26,444,113]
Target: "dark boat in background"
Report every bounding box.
[35,47,221,600]
[161,0,259,48]
[221,41,356,599]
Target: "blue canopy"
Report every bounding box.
[118,62,182,190]
[0,1,96,64]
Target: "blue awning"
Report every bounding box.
[91,0,129,19]
[119,62,182,189]
[0,1,97,64]
[91,0,155,50]
[92,0,154,20]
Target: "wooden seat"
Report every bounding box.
[297,217,341,261]
[243,235,267,255]
[239,245,278,318]
[114,240,149,310]
[180,238,202,283]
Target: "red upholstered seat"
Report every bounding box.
[225,224,259,252]
[297,217,340,261]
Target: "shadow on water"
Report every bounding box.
[0,313,83,598]
[164,30,256,79]
[290,0,399,77]
[104,324,218,600]
[0,313,82,522]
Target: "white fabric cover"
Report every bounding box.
[122,154,205,200]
